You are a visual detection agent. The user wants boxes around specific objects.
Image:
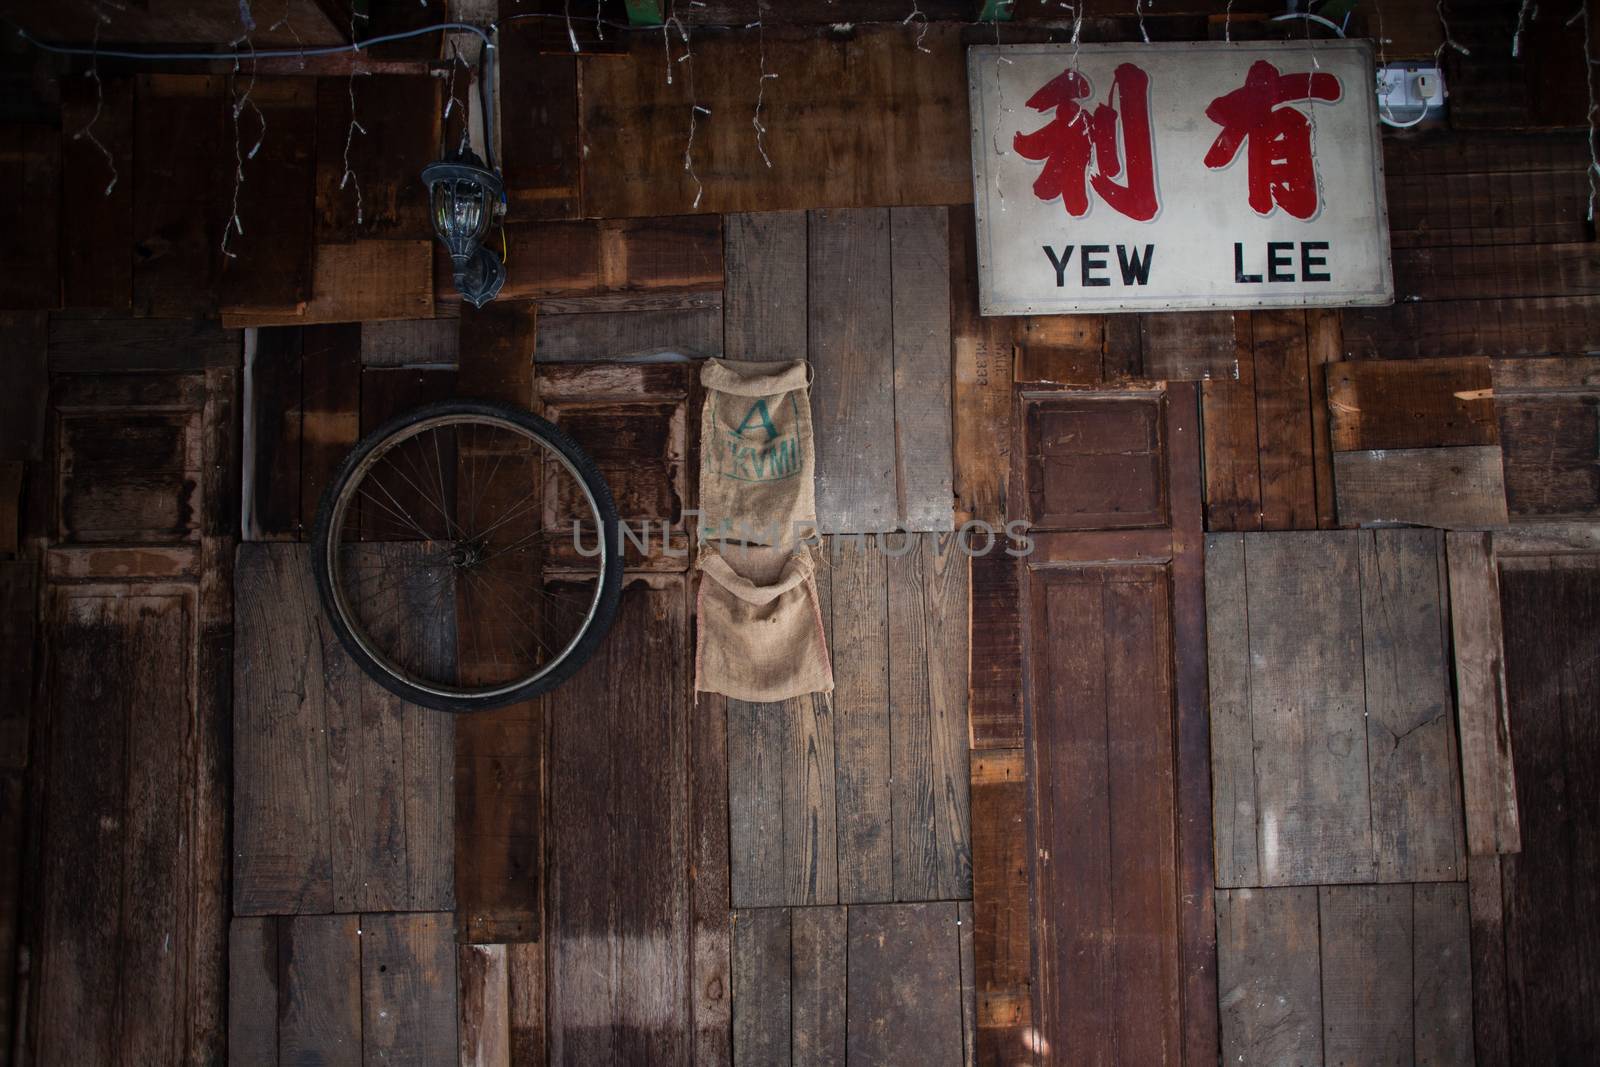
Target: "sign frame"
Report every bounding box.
[967,39,1395,316]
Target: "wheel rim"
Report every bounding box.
[323,412,609,702]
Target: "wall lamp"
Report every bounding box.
[422,41,506,308]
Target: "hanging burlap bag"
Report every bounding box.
[694,545,833,702]
[699,358,816,546]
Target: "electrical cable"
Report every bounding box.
[5,18,495,60]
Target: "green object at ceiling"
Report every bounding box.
[624,0,665,26]
[978,0,1015,20]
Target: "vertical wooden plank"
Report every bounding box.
[279,914,362,1067]
[0,562,36,770]
[1305,307,1342,529]
[966,552,1022,750]
[1468,854,1511,1067]
[1206,532,1256,889]
[0,772,23,1067]
[233,543,333,913]
[133,75,224,318]
[1360,530,1467,883]
[968,748,1031,1066]
[887,535,971,902]
[314,75,439,242]
[507,941,547,1066]
[1245,532,1374,885]
[732,907,791,1067]
[247,326,304,541]
[1445,532,1521,856]
[783,690,839,908]
[691,689,734,1065]
[61,75,133,310]
[957,899,976,1067]
[724,212,808,363]
[727,699,789,908]
[498,28,580,220]
[1200,312,1263,532]
[1319,884,1414,1066]
[229,917,280,1065]
[1414,882,1474,1067]
[298,323,362,535]
[0,312,48,469]
[846,903,963,1067]
[1215,887,1323,1067]
[790,905,846,1067]
[1251,311,1317,531]
[362,912,459,1065]
[949,203,1016,526]
[458,944,511,1067]
[547,578,689,1065]
[890,206,954,533]
[35,595,130,1065]
[808,209,896,533]
[0,125,58,309]
[829,536,892,904]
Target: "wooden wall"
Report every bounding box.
[2,2,1600,1066]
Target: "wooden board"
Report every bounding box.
[1251,310,1316,531]
[723,212,808,364]
[546,576,690,1063]
[969,749,1031,1064]
[1327,357,1498,452]
[278,915,362,1066]
[1333,446,1509,528]
[1140,311,1239,381]
[1341,294,1600,360]
[1215,887,1322,1066]
[791,905,847,1067]
[233,543,455,914]
[48,313,239,374]
[217,77,316,314]
[221,240,435,328]
[362,913,459,1062]
[1414,882,1474,1067]
[1319,884,1415,1064]
[60,75,133,310]
[890,206,956,532]
[966,551,1023,750]
[534,307,723,362]
[228,917,280,1066]
[499,27,581,220]
[1498,558,1600,1064]
[297,323,362,532]
[132,75,223,319]
[809,209,897,534]
[246,326,303,540]
[314,75,438,242]
[361,318,460,367]
[0,124,59,310]
[845,904,964,1067]
[579,24,971,217]
[732,907,792,1067]
[1493,356,1600,521]
[950,203,1016,527]
[1200,314,1264,532]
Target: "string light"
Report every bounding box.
[1435,0,1470,63]
[339,10,370,227]
[1136,0,1150,44]
[749,14,778,168]
[72,13,118,197]
[1568,1,1599,221]
[904,0,931,54]
[222,32,266,258]
[1512,0,1535,57]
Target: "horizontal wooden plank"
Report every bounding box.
[1326,357,1497,451]
[1334,447,1509,528]
[49,314,239,373]
[221,241,433,328]
[534,308,723,362]
[1342,296,1600,359]
[1394,243,1600,302]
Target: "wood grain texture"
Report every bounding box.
[1334,446,1509,528]
[579,24,970,217]
[279,914,362,1067]
[0,124,59,310]
[1445,533,1522,857]
[890,206,955,532]
[298,323,361,536]
[217,77,316,314]
[229,917,280,1066]
[222,240,434,328]
[1327,356,1498,452]
[1319,884,1413,1066]
[809,209,897,534]
[458,944,510,1067]
[950,204,1016,526]
[1341,294,1600,360]
[724,212,809,363]
[1206,533,1257,888]
[846,904,964,1067]
[791,906,846,1067]
[1358,530,1466,883]
[1414,882,1474,1067]
[546,577,690,1065]
[1140,311,1239,381]
[499,27,580,220]
[362,913,459,1064]
[828,536,893,904]
[1200,313,1263,532]
[60,75,133,310]
[48,313,239,374]
[534,307,723,362]
[1215,887,1322,1067]
[1468,854,1511,1067]
[966,551,1023,750]
[1493,356,1600,521]
[969,749,1031,1064]
[691,690,734,1063]
[733,908,791,1067]
[1251,310,1316,531]
[887,534,970,902]
[133,75,223,319]
[314,75,438,242]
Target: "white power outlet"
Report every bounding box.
[1376,63,1447,126]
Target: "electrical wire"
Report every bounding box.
[6,18,495,59]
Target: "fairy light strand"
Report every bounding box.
[339,10,370,227]
[222,32,266,258]
[1568,1,1599,220]
[904,0,931,54]
[1512,0,1535,57]
[73,13,119,197]
[749,13,778,168]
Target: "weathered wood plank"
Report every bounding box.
[1140,311,1239,381]
[314,75,437,242]
[1468,854,1511,1067]
[228,917,279,1067]
[579,24,970,217]
[217,77,316,313]
[790,905,846,1067]
[1445,532,1521,857]
[846,903,964,1067]
[724,212,808,363]
[1318,884,1414,1066]
[1342,295,1600,360]
[1305,308,1342,530]
[279,914,362,1067]
[966,551,1022,750]
[362,913,458,1064]
[0,124,59,309]
[1251,310,1316,531]
[1359,530,1467,882]
[534,307,723,362]
[1205,533,1257,889]
[829,536,892,904]
[968,748,1031,1064]
[1394,242,1600,302]
[499,28,580,220]
[133,75,223,318]
[1215,887,1323,1067]
[547,577,690,1064]
[1334,446,1510,528]
[950,204,1016,527]
[507,941,547,1065]
[458,944,510,1067]
[1245,532,1373,884]
[1200,312,1263,532]
[48,312,239,374]
[222,240,435,328]
[0,562,35,770]
[732,907,791,1067]
[361,317,460,367]
[1493,357,1600,521]
[809,209,896,534]
[1414,882,1474,1066]
[1327,357,1498,452]
[890,206,955,532]
[691,690,734,1063]
[298,323,361,535]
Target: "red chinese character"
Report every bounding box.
[1204,59,1341,220]
[1013,63,1159,223]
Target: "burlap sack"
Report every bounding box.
[694,545,834,702]
[699,358,816,546]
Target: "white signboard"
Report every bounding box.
[968,40,1393,315]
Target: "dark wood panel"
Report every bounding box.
[279,914,362,1067]
[1215,887,1322,1066]
[1251,310,1316,531]
[791,906,846,1067]
[546,576,690,1064]
[828,536,892,904]
[1333,446,1509,528]
[247,326,303,540]
[49,313,239,374]
[133,75,223,319]
[1319,885,1413,1065]
[1494,357,1600,521]
[217,77,316,313]
[534,307,723,362]
[60,75,133,310]
[732,907,791,1067]
[1499,559,1600,1065]
[314,74,438,242]
[1199,312,1263,532]
[966,552,1023,750]
[1394,243,1600,302]
[0,124,58,309]
[298,323,362,533]
[228,917,280,1066]
[362,913,459,1063]
[846,903,964,1067]
[1342,295,1600,360]
[1414,882,1474,1066]
[950,203,1016,527]
[1326,356,1497,452]
[499,26,580,220]
[724,212,808,364]
[970,749,1031,1063]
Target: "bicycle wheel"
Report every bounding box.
[311,399,623,712]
